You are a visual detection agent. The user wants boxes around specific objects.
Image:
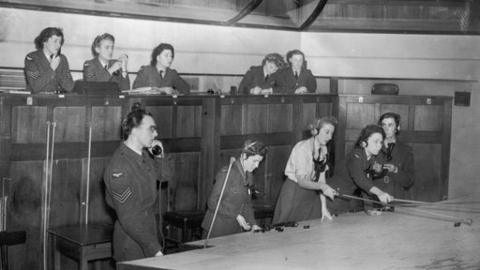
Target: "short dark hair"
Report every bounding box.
[354,124,385,148]
[91,33,115,57]
[121,102,153,140]
[150,43,175,66]
[34,27,64,50]
[241,140,267,158]
[286,49,306,68]
[378,112,400,127]
[261,53,286,69]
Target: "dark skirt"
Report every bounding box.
[272,178,322,224]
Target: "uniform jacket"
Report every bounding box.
[346,147,376,193]
[104,143,162,261]
[132,65,190,94]
[271,67,317,94]
[374,141,414,198]
[24,50,74,93]
[238,65,275,94]
[201,160,256,238]
[83,57,130,90]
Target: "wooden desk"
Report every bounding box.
[118,197,480,270]
[49,224,112,270]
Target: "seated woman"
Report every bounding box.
[238,53,285,95]
[83,33,130,90]
[24,27,74,93]
[201,140,267,238]
[133,43,190,94]
[272,117,338,224]
[374,112,414,199]
[271,49,317,94]
[345,124,394,214]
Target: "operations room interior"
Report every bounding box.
[0,0,479,269]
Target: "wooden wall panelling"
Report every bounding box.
[199,97,220,210]
[168,152,200,211]
[49,159,82,227]
[147,106,174,139]
[411,144,442,201]
[176,105,202,137]
[441,99,452,199]
[244,104,268,134]
[91,106,123,141]
[267,103,293,133]
[264,145,291,205]
[220,104,243,135]
[81,157,115,225]
[12,106,48,144]
[52,106,86,143]
[7,161,44,270]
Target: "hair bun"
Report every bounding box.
[131,102,143,113]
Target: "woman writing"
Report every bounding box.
[133,43,190,94]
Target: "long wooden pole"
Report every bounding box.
[204,157,236,248]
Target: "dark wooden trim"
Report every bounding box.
[220,132,293,149]
[441,98,453,199]
[199,97,221,210]
[1,66,477,83]
[299,0,329,31]
[223,0,263,26]
[339,94,453,105]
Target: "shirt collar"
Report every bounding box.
[120,142,145,164]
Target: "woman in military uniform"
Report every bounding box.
[201,140,267,238]
[83,33,130,90]
[345,125,394,214]
[375,112,414,199]
[104,103,164,261]
[238,53,285,95]
[133,43,190,94]
[270,49,317,94]
[24,27,73,93]
[272,117,338,224]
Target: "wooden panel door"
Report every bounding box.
[337,95,452,202]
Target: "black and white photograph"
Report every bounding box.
[0,0,479,269]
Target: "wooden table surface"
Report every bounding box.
[118,197,480,270]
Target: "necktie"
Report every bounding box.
[104,64,108,71]
[294,71,298,79]
[49,54,54,63]
[265,74,269,81]
[160,70,164,78]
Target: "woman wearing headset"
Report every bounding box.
[272,117,338,224]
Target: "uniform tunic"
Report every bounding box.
[238,65,275,95]
[337,147,384,211]
[104,143,162,262]
[24,50,74,93]
[132,65,190,94]
[374,141,414,198]
[201,160,256,238]
[272,138,323,224]
[271,67,317,94]
[83,57,130,90]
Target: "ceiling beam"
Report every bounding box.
[299,0,329,31]
[223,0,264,26]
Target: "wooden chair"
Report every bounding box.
[48,223,113,270]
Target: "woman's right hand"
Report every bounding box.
[377,192,394,204]
[250,86,262,95]
[236,214,251,230]
[321,184,337,200]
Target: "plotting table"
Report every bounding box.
[118,196,480,270]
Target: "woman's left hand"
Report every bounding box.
[294,86,307,94]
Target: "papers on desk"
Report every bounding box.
[122,87,168,95]
[0,87,31,95]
